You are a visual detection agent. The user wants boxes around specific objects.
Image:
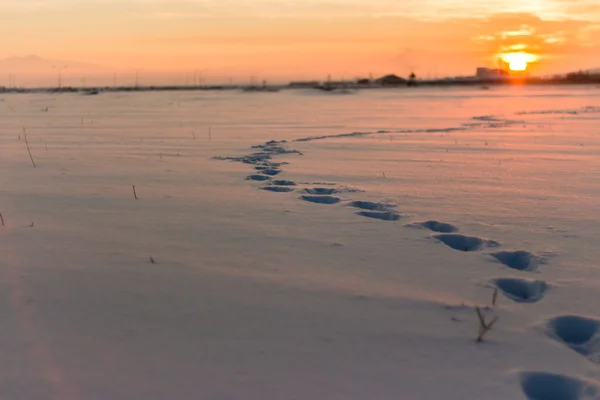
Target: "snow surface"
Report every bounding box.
[1,86,600,399]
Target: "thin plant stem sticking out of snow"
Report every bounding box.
[0,212,4,226]
[132,185,139,200]
[474,288,500,342]
[475,307,499,343]
[149,256,156,264]
[22,127,37,168]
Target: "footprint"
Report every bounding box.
[433,234,500,252]
[491,251,543,272]
[262,169,282,176]
[300,195,341,205]
[303,188,338,195]
[491,278,547,303]
[348,201,395,211]
[261,186,294,193]
[247,174,271,181]
[271,180,297,186]
[519,371,599,400]
[254,160,286,167]
[265,162,287,168]
[255,165,270,171]
[252,143,301,156]
[243,154,271,164]
[337,186,364,193]
[544,315,600,361]
[408,220,458,233]
[356,211,402,221]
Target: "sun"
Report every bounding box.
[501,52,537,72]
[508,57,527,71]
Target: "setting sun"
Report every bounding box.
[501,52,537,71]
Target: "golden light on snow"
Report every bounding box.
[501,52,537,71]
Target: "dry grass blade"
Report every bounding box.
[475,306,485,326]
[23,127,37,167]
[487,316,499,330]
[0,212,4,227]
[492,288,499,306]
[133,185,138,200]
[475,306,499,342]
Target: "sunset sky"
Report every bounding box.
[1,0,600,85]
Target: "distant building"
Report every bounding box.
[476,67,509,81]
[375,74,407,86]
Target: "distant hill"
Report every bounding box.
[0,55,110,74]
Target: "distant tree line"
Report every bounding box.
[561,71,600,84]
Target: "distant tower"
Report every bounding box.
[408,72,417,87]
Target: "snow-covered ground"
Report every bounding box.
[1,86,599,399]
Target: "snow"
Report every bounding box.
[1,86,600,399]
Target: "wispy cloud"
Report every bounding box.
[470,12,598,63]
[0,0,51,11]
[3,0,600,21]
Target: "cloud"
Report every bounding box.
[0,0,50,11]
[556,0,600,17]
[1,0,599,24]
[469,12,599,66]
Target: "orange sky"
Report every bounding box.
[1,0,599,85]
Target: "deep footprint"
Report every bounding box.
[300,195,341,205]
[348,201,395,211]
[271,180,297,186]
[261,169,282,176]
[356,211,401,221]
[247,174,271,181]
[304,188,338,195]
[491,278,547,303]
[545,315,600,360]
[520,371,600,400]
[409,220,458,233]
[491,250,542,272]
[261,186,294,193]
[433,233,500,252]
[257,161,286,168]
[241,153,271,164]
